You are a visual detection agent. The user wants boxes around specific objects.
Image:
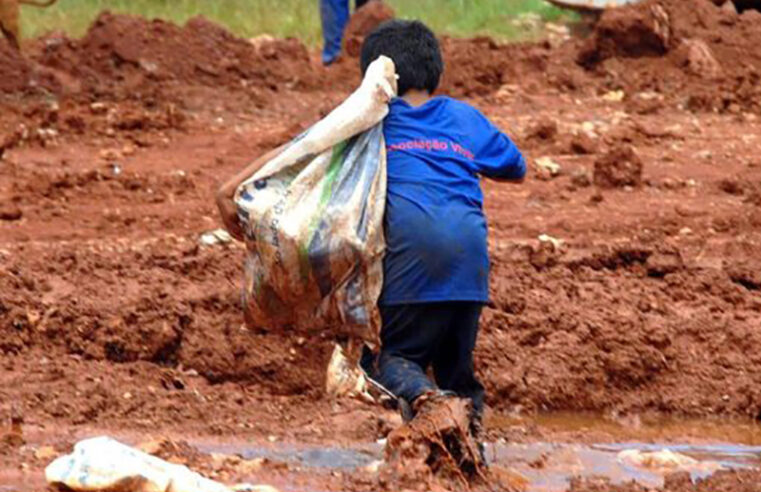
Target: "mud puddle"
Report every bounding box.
[490,413,761,490]
[198,441,383,470]
[198,440,760,491]
[196,413,761,491]
[493,441,761,491]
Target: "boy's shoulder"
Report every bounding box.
[387,96,494,133]
[435,95,480,113]
[435,96,491,124]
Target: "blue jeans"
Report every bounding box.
[369,302,485,418]
[320,0,369,65]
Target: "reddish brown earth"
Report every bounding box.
[571,469,761,492]
[1,1,761,490]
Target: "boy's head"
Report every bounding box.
[360,19,443,96]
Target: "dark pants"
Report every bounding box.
[319,0,370,65]
[373,302,485,418]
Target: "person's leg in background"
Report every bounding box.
[431,302,486,431]
[374,303,453,418]
[320,0,350,65]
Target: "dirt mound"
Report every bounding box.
[31,12,316,99]
[578,0,761,112]
[0,37,31,92]
[344,0,396,57]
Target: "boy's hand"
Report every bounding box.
[216,190,245,241]
[214,143,287,243]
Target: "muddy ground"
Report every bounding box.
[1,0,760,490]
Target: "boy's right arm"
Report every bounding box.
[215,144,286,241]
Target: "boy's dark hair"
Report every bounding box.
[360,19,443,96]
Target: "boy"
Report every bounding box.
[217,19,525,443]
[359,20,526,433]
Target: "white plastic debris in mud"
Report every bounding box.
[617,448,720,473]
[199,229,233,246]
[325,344,372,401]
[45,436,277,492]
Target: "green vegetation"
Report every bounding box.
[20,0,571,43]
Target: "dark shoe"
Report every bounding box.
[398,397,415,423]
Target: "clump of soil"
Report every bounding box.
[344,0,396,57]
[526,117,558,142]
[570,132,598,155]
[594,145,643,188]
[380,397,491,491]
[577,1,673,65]
[0,407,24,455]
[0,201,22,221]
[139,438,207,468]
[674,38,722,78]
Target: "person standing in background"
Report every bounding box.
[320,0,368,65]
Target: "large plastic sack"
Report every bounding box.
[234,56,396,341]
[45,436,233,492]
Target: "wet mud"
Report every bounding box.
[1,0,761,490]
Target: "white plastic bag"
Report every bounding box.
[234,56,396,341]
[45,436,230,492]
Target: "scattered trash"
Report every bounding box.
[617,448,721,474]
[249,34,275,51]
[199,229,233,246]
[90,102,108,114]
[45,436,276,492]
[530,235,564,269]
[511,12,543,30]
[326,344,372,401]
[362,459,383,474]
[538,234,563,251]
[535,156,562,179]
[601,90,625,102]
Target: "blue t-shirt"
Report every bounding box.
[379,96,525,305]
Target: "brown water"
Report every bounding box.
[198,412,761,492]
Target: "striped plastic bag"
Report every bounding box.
[234,56,396,342]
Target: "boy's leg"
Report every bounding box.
[319,0,350,65]
[375,303,451,409]
[431,302,486,419]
